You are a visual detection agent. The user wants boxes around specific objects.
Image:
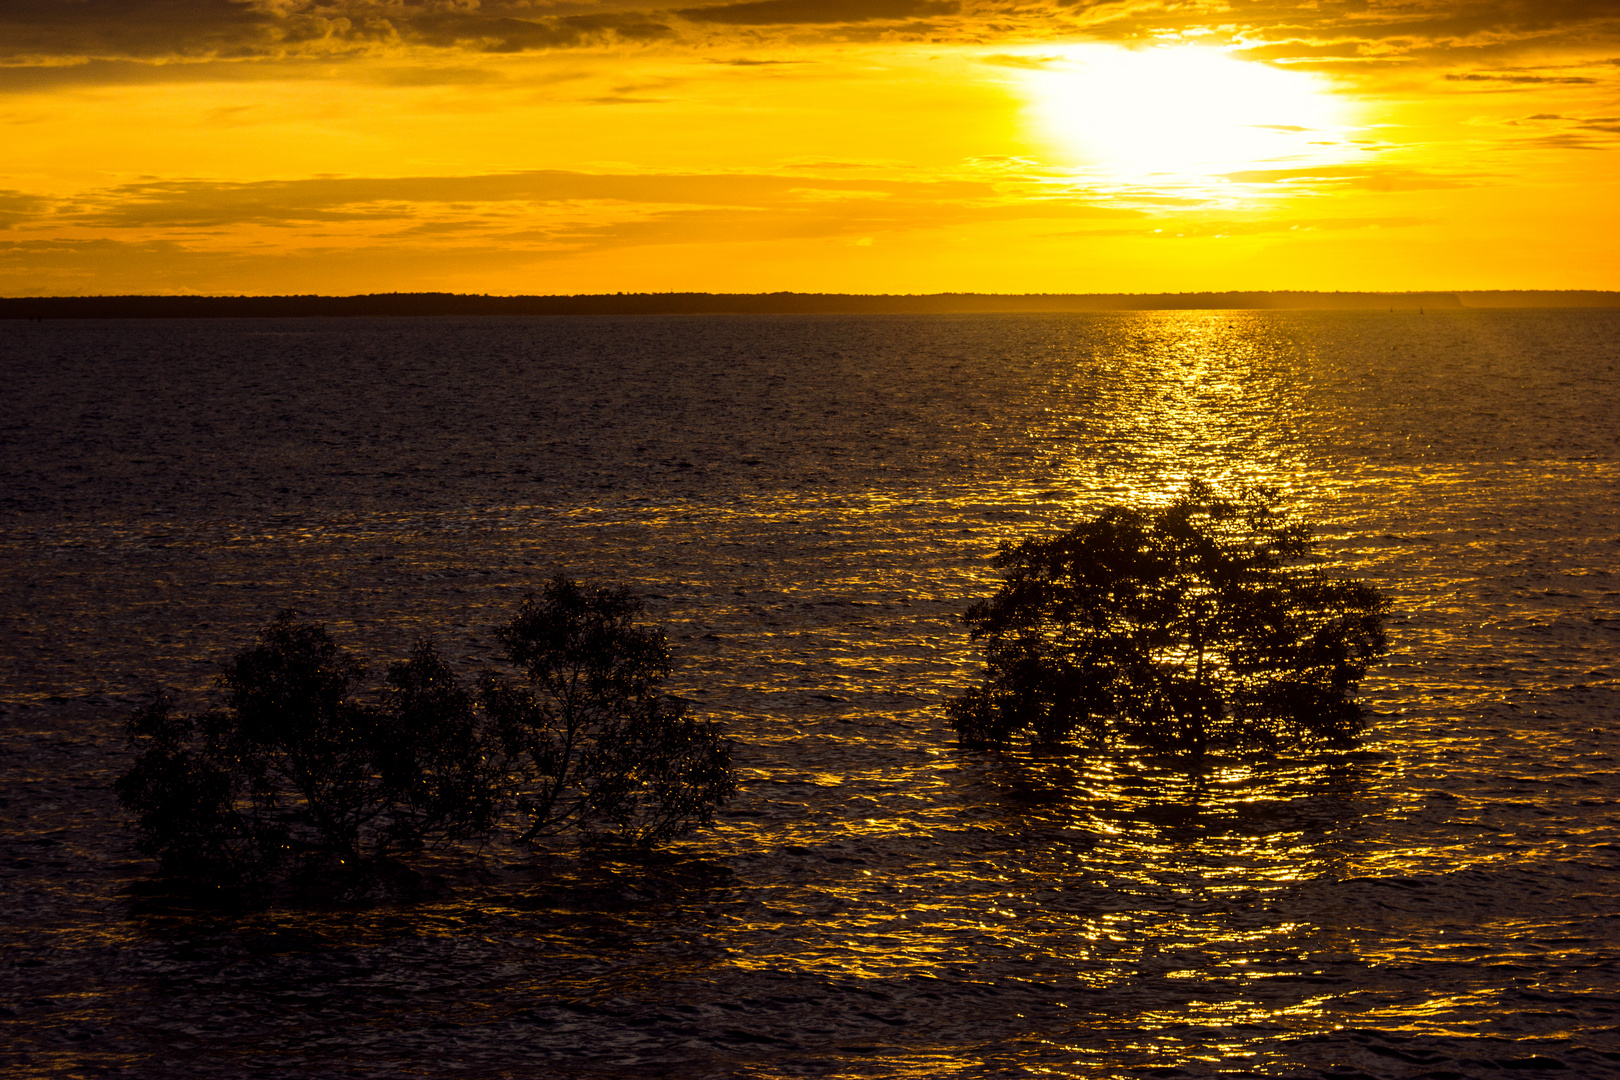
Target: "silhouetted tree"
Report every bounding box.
[949,483,1391,757]
[117,615,494,880]
[117,580,736,884]
[481,576,737,846]
[116,691,277,880]
[375,639,504,852]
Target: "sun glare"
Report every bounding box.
[1019,46,1351,182]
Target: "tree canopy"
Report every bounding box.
[117,576,736,883]
[948,483,1391,757]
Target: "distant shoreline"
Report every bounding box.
[2,290,1616,319]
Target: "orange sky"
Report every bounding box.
[2,0,1616,295]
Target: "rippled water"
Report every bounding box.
[2,310,1618,1078]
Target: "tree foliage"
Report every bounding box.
[117,577,736,883]
[481,578,738,846]
[948,483,1391,757]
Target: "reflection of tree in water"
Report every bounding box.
[934,742,1382,1071]
[959,745,1372,858]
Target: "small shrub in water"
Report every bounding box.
[948,483,1391,757]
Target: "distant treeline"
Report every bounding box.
[2,290,1616,319]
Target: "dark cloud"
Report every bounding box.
[1508,111,1620,139]
[408,12,673,52]
[0,58,275,93]
[0,1,670,68]
[0,190,51,229]
[364,64,510,86]
[1446,71,1598,82]
[1075,0,1620,65]
[0,0,1615,75]
[1517,131,1611,147]
[676,0,957,25]
[1232,40,1366,61]
[0,0,272,61]
[0,54,533,91]
[582,91,670,101]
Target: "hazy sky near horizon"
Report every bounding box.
[2,0,1616,296]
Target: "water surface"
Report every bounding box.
[2,310,1617,1077]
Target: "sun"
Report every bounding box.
[1016,45,1352,181]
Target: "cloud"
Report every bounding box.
[0,1,671,69]
[1501,110,1620,145]
[0,164,1163,296]
[1221,166,1478,191]
[1232,40,1366,62]
[1446,71,1598,83]
[1,166,1153,273]
[1508,110,1620,130]
[0,0,272,62]
[0,190,51,229]
[57,170,1003,229]
[1068,0,1620,68]
[1042,215,1436,239]
[1517,132,1611,148]
[0,58,269,93]
[2,0,1617,72]
[407,12,674,52]
[676,0,957,25]
[0,234,558,296]
[979,53,1065,68]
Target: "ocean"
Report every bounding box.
[2,309,1617,1077]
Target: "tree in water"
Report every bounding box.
[948,483,1391,757]
[117,578,736,884]
[117,616,502,881]
[481,576,737,846]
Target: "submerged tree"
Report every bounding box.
[117,578,736,884]
[117,616,500,881]
[948,482,1391,757]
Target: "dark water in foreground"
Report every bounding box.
[2,311,1618,1078]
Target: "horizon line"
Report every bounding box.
[3,289,1617,319]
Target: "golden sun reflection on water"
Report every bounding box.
[1037,311,1323,513]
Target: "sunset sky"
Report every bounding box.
[2,0,1616,296]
